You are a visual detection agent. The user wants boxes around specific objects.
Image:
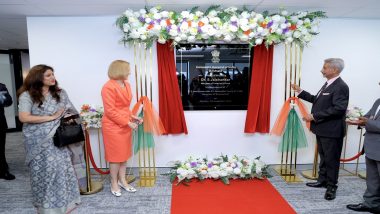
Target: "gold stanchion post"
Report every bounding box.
[80,127,103,195]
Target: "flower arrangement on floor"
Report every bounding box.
[346,106,364,121]
[116,5,326,48]
[166,154,271,185]
[80,104,104,128]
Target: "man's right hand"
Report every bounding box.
[291,84,301,93]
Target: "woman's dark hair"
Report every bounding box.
[17,64,61,107]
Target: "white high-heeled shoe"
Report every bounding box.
[118,181,137,193]
[111,188,122,197]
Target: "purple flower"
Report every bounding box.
[283,28,289,34]
[267,21,273,28]
[207,163,213,168]
[231,21,238,27]
[156,18,162,23]
[198,26,202,33]
[149,20,154,25]
[138,16,145,22]
[166,26,171,32]
[190,162,197,167]
[90,108,96,112]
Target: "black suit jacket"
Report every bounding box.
[0,83,13,130]
[298,77,349,138]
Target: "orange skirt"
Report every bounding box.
[101,120,132,162]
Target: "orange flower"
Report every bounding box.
[198,21,204,27]
[243,30,251,36]
[260,22,267,28]
[187,21,192,27]
[81,104,90,112]
[290,24,297,30]
[147,24,154,30]
[166,19,171,26]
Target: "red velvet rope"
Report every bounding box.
[85,129,110,175]
[340,150,364,162]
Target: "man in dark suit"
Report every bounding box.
[0,83,15,180]
[347,83,380,213]
[291,58,349,200]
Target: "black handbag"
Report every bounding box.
[53,114,85,147]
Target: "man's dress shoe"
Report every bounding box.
[347,203,374,212]
[0,171,15,180]
[306,181,326,188]
[324,186,337,200]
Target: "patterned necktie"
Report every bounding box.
[317,82,328,97]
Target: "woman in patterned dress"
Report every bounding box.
[101,60,142,197]
[17,65,82,213]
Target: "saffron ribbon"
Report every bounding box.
[271,97,310,136]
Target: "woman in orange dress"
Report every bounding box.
[101,60,142,197]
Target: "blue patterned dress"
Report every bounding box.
[18,90,81,214]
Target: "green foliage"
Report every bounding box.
[205,5,220,16]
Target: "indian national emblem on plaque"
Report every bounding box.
[211,49,220,63]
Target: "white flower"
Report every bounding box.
[228,25,238,32]
[149,7,159,14]
[257,27,263,33]
[181,11,190,18]
[280,23,288,29]
[195,11,203,17]
[153,13,162,20]
[124,9,134,17]
[233,168,241,175]
[272,15,281,22]
[281,10,288,16]
[208,10,218,17]
[158,36,166,44]
[140,34,147,40]
[255,38,263,45]
[145,17,152,24]
[293,31,301,38]
[241,11,250,19]
[160,19,167,27]
[169,29,178,37]
[200,170,207,175]
[226,167,233,173]
[161,11,169,17]
[220,171,228,177]
[123,24,130,32]
[223,34,232,42]
[139,9,146,14]
[285,37,293,43]
[230,16,238,22]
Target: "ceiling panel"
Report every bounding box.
[0,0,380,50]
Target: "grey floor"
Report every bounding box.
[0,132,368,214]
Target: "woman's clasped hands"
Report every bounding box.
[128,115,143,130]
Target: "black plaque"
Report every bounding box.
[176,44,252,110]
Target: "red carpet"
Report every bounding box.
[171,179,295,214]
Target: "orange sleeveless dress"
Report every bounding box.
[101,80,133,162]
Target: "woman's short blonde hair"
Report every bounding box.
[108,60,130,80]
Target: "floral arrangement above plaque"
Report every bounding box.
[116,5,326,48]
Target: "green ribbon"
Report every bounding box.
[133,111,155,154]
[278,108,308,152]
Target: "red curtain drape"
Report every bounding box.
[157,41,188,134]
[244,44,274,133]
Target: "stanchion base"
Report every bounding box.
[138,177,156,187]
[273,166,303,183]
[300,170,318,180]
[80,181,103,195]
[339,167,357,176]
[125,175,136,184]
[358,171,366,179]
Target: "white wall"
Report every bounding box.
[27,16,380,166]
